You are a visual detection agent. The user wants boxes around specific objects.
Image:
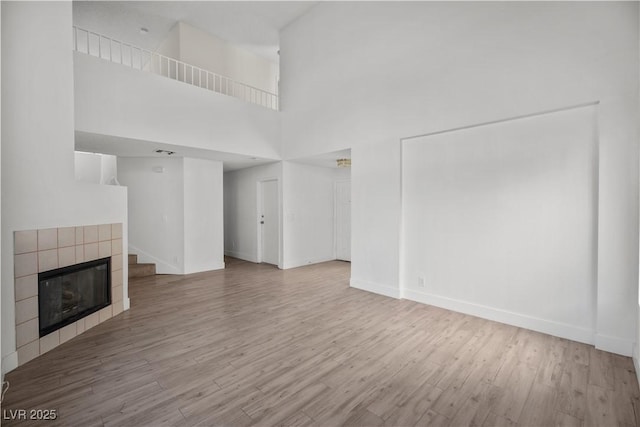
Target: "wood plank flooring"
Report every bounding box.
[3,258,639,426]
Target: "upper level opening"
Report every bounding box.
[74,25,279,110]
[72,1,318,111]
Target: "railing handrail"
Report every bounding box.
[72,26,278,110]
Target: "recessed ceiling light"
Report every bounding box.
[140,27,149,35]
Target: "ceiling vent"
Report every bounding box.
[155,149,175,155]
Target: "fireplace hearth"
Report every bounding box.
[38,257,111,337]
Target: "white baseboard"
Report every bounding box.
[282,256,336,270]
[224,250,257,263]
[184,262,225,275]
[2,352,18,376]
[350,278,401,299]
[403,289,595,347]
[123,297,131,311]
[595,333,634,357]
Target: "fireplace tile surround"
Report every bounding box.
[13,223,125,367]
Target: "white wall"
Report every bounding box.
[74,152,102,184]
[183,158,224,274]
[1,2,129,375]
[176,22,278,95]
[224,161,348,270]
[224,161,349,270]
[224,162,282,264]
[75,152,118,185]
[118,157,185,274]
[1,1,4,383]
[635,2,640,382]
[155,23,180,59]
[333,167,351,182]
[74,53,281,160]
[280,2,639,355]
[402,106,598,344]
[119,156,224,275]
[282,162,336,269]
[101,154,118,185]
[349,139,401,298]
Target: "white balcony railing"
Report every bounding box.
[73,26,279,111]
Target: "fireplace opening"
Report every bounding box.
[38,257,111,337]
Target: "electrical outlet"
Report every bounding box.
[418,276,425,287]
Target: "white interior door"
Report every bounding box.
[260,180,279,265]
[335,180,351,261]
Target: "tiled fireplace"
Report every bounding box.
[13,224,125,366]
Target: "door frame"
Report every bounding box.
[334,179,351,261]
[256,178,281,268]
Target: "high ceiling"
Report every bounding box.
[73,1,349,171]
[72,1,318,63]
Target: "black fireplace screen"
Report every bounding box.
[38,257,111,337]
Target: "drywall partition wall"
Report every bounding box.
[75,152,102,184]
[101,154,118,184]
[402,106,598,344]
[0,2,3,383]
[156,23,180,59]
[75,152,118,184]
[636,1,640,384]
[350,139,402,299]
[282,162,336,269]
[334,167,351,182]
[280,2,639,355]
[74,53,281,160]
[1,2,128,375]
[224,162,282,265]
[183,158,224,274]
[177,22,278,95]
[119,157,224,275]
[118,157,184,274]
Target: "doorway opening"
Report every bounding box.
[335,180,351,261]
[257,179,279,266]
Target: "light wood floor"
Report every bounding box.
[3,258,640,426]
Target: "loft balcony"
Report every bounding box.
[73,26,279,111]
[73,26,281,162]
